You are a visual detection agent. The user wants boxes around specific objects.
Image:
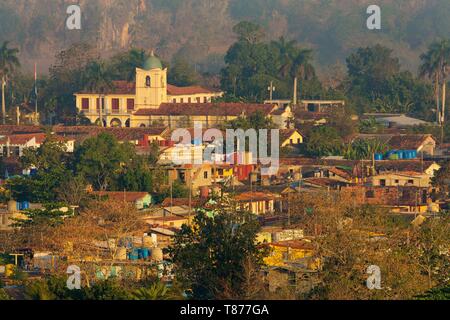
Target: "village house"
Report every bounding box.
[167,164,214,194]
[303,166,354,184]
[341,186,439,213]
[280,129,304,147]
[353,134,437,157]
[234,191,278,215]
[0,133,75,158]
[263,238,320,294]
[369,171,433,188]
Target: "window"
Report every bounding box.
[290,139,293,144]
[96,98,105,110]
[180,98,184,103]
[112,98,120,111]
[297,139,301,144]
[196,97,201,103]
[395,179,399,184]
[146,76,151,87]
[204,97,208,103]
[127,99,135,111]
[188,98,192,103]
[380,179,386,186]
[172,98,176,103]
[408,179,414,184]
[204,171,208,179]
[81,98,89,110]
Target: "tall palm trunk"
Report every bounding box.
[1,75,5,125]
[293,76,298,105]
[442,81,446,125]
[435,73,441,125]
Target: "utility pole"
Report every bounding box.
[287,191,291,226]
[268,81,276,101]
[34,63,38,125]
[1,76,6,125]
[293,77,298,105]
[441,65,447,126]
[16,106,20,125]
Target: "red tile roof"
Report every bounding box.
[53,126,168,143]
[167,84,219,95]
[387,134,435,150]
[0,133,69,145]
[353,134,435,150]
[76,82,220,96]
[0,125,43,135]
[134,103,276,117]
[77,81,136,95]
[328,167,353,181]
[303,177,345,187]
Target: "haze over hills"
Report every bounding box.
[1,0,449,74]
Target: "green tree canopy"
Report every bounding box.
[167,204,267,299]
[75,133,135,191]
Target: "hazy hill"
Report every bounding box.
[1,0,449,74]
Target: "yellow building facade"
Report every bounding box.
[75,52,223,128]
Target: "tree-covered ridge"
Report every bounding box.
[1,0,449,73]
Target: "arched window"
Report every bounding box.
[146,76,151,87]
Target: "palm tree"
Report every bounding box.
[419,40,450,125]
[83,61,113,127]
[271,38,315,104]
[272,37,297,79]
[0,41,20,125]
[130,282,182,300]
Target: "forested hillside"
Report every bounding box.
[1,0,449,73]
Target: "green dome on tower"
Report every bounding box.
[143,51,162,70]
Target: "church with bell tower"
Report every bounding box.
[135,51,168,109]
[75,51,223,127]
